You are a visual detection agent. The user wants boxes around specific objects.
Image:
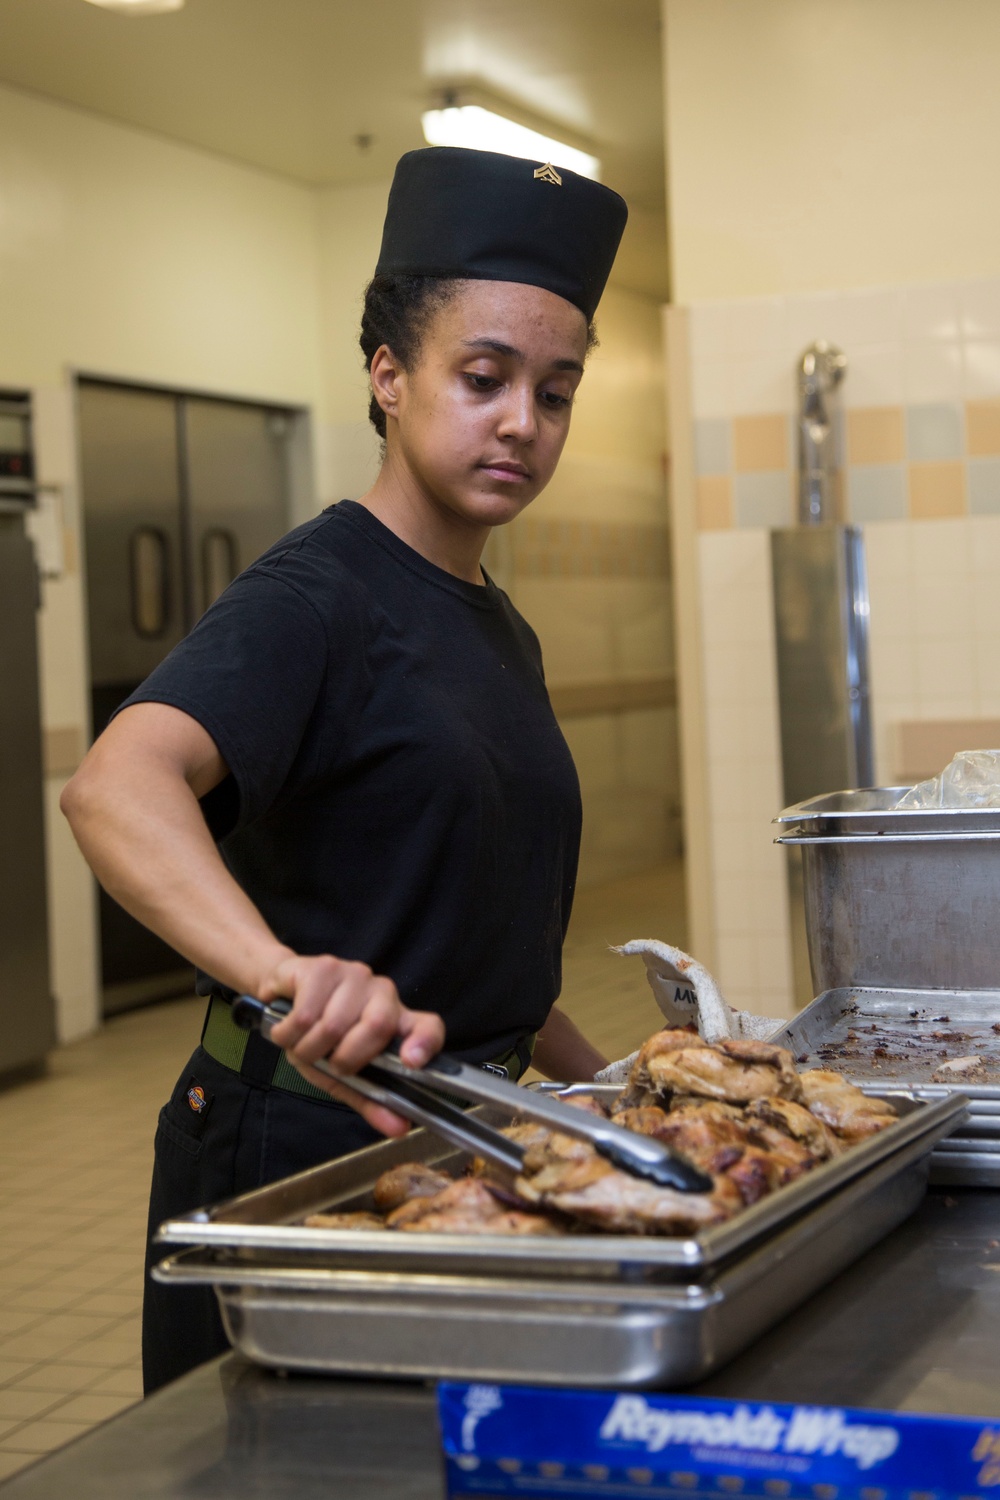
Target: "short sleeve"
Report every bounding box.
[117,570,335,828]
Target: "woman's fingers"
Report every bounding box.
[396,1006,446,1068]
[264,953,444,1086]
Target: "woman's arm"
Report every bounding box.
[61,702,444,1133]
[531,1003,608,1083]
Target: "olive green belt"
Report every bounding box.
[200,994,534,1103]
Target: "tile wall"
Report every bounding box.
[508,460,680,891]
[689,278,1000,531]
[684,275,1000,1019]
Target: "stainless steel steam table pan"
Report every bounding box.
[155,1089,961,1281]
[769,987,1000,1185]
[153,1110,957,1388]
[775,790,1000,993]
[774,787,1000,838]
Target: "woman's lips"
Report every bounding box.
[480,461,531,482]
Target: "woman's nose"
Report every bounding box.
[496,387,537,443]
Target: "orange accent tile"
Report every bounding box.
[908,460,967,519]
[696,475,733,530]
[966,399,1000,456]
[846,406,905,465]
[733,414,788,473]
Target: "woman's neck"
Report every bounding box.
[356,464,489,586]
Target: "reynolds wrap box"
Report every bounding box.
[438,1383,1000,1499]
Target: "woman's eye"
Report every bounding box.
[540,391,572,409]
[464,373,500,392]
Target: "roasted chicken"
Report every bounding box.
[303,1210,385,1230]
[799,1070,897,1143]
[371,1162,453,1212]
[301,1030,898,1239]
[385,1176,564,1235]
[513,1128,740,1233]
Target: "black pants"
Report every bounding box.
[142,1045,380,1395]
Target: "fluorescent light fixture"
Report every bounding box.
[421,104,600,181]
[83,0,185,13]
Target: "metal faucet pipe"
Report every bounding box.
[797,341,847,526]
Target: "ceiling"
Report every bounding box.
[0,0,668,297]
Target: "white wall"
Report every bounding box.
[0,83,324,400]
[665,0,1000,302]
[312,180,388,505]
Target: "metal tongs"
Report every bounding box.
[232,996,713,1194]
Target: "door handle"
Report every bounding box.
[129,526,170,638]
[201,528,238,611]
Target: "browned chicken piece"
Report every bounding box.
[616,1101,789,1207]
[303,1211,385,1230]
[645,1038,804,1106]
[744,1097,843,1159]
[670,1098,746,1123]
[371,1162,453,1213]
[615,1029,708,1110]
[515,1130,741,1233]
[799,1070,897,1143]
[471,1121,552,1183]
[561,1093,611,1118]
[387,1176,564,1235]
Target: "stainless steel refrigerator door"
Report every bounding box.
[0,514,54,1072]
[183,398,291,616]
[78,383,193,1014]
[79,383,187,697]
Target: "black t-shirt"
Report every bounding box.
[121,501,582,1062]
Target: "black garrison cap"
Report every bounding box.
[375,147,628,322]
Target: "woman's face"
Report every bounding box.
[375,279,589,530]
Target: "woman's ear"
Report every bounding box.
[369,344,405,429]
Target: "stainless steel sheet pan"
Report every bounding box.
[769,987,1000,1186]
[153,1124,940,1388]
[156,1089,964,1281]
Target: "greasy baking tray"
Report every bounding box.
[768,988,1000,1097]
[155,1089,964,1281]
[153,1120,946,1388]
[768,988,1000,1186]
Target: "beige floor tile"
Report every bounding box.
[86,1366,142,1398]
[6,1286,86,1314]
[64,1332,140,1369]
[71,1292,142,1318]
[0,1388,64,1421]
[45,1390,138,1424]
[0,1450,36,1480]
[0,1313,43,1338]
[8,1363,106,1394]
[0,1361,35,1388]
[0,1417,94,1454]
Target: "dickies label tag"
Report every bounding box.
[186,1080,210,1114]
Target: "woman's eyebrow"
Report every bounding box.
[461,338,584,374]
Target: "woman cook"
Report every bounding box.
[62,145,629,1392]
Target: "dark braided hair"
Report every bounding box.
[360,273,599,439]
[360,275,462,439]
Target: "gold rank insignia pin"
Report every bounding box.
[533,162,563,186]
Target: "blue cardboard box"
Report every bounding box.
[438,1383,1000,1498]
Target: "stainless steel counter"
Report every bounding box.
[3,1189,999,1499]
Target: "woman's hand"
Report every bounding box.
[263,953,445,1136]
